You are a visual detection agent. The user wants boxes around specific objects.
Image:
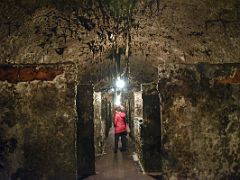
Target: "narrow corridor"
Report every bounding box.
[86,128,154,180]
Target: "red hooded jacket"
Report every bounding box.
[114,111,127,134]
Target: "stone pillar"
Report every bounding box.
[101,98,112,138]
[131,85,161,174]
[132,91,144,165]
[142,83,161,174]
[76,84,95,179]
[93,92,105,156]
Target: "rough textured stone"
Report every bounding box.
[77,84,95,179]
[129,85,161,174]
[132,0,240,65]
[93,92,105,156]
[142,83,161,173]
[0,0,240,179]
[101,95,112,139]
[131,91,144,166]
[0,63,77,180]
[1,0,239,85]
[158,63,240,179]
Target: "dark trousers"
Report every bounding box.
[114,131,127,151]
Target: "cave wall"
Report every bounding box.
[0,0,239,84]
[132,0,240,65]
[0,0,115,83]
[158,63,240,179]
[0,63,77,180]
[0,0,240,178]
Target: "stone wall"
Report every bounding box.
[158,63,240,179]
[0,63,77,180]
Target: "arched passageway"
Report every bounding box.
[77,82,162,179]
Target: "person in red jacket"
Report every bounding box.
[113,105,127,153]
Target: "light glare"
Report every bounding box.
[114,94,121,106]
[116,78,125,89]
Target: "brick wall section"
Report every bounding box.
[0,65,64,83]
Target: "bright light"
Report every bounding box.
[115,77,125,89]
[114,94,121,106]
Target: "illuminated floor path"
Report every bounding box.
[86,128,154,180]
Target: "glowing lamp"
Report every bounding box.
[115,77,125,89]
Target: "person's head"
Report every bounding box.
[115,106,121,112]
[120,105,125,112]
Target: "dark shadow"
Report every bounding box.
[77,84,95,179]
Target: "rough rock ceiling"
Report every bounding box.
[0,0,240,84]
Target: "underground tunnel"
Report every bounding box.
[0,0,240,179]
